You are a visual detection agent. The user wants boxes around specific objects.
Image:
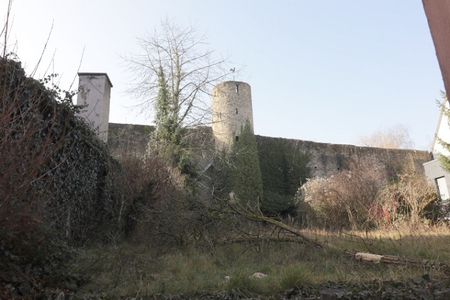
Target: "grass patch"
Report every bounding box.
[279,266,313,290]
[71,226,450,297]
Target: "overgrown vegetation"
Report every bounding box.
[71,227,450,298]
[0,58,140,297]
[229,121,264,209]
[3,56,448,298]
[298,159,441,230]
[119,154,214,248]
[2,11,449,297]
[297,158,386,230]
[256,136,310,216]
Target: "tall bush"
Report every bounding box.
[297,159,386,230]
[374,173,440,226]
[118,154,211,248]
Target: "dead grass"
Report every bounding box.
[307,224,450,262]
[71,226,450,297]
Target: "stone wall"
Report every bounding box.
[212,81,254,151]
[108,123,154,158]
[256,135,431,178]
[108,122,431,178]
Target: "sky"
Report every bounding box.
[0,0,444,150]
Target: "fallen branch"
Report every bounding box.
[227,194,450,276]
[218,235,310,245]
[227,195,323,249]
[349,251,450,275]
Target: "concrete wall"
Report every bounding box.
[76,73,112,142]
[212,81,254,151]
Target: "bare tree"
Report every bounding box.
[359,125,414,149]
[129,21,229,132]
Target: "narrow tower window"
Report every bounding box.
[236,83,239,94]
[235,136,239,142]
[235,108,238,114]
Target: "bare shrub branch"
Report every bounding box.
[359,125,414,149]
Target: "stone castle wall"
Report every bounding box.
[256,135,431,178]
[108,123,431,178]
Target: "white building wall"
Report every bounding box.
[424,99,450,203]
[433,100,450,157]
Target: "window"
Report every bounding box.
[235,136,239,142]
[235,108,238,114]
[236,83,239,94]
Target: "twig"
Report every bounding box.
[31,19,54,77]
[68,46,85,91]
[2,0,13,58]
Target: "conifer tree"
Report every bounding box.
[230,121,264,209]
[152,65,184,167]
[154,66,175,143]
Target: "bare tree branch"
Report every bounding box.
[2,0,13,58]
[127,20,231,128]
[31,20,54,77]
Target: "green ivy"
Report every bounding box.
[256,136,310,215]
[1,58,124,245]
[230,122,264,209]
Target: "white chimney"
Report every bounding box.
[76,73,113,142]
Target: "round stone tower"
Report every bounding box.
[212,81,254,151]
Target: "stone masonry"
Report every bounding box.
[212,81,254,151]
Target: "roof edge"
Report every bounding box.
[78,72,113,87]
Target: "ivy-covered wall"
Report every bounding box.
[256,136,310,215]
[1,59,125,245]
